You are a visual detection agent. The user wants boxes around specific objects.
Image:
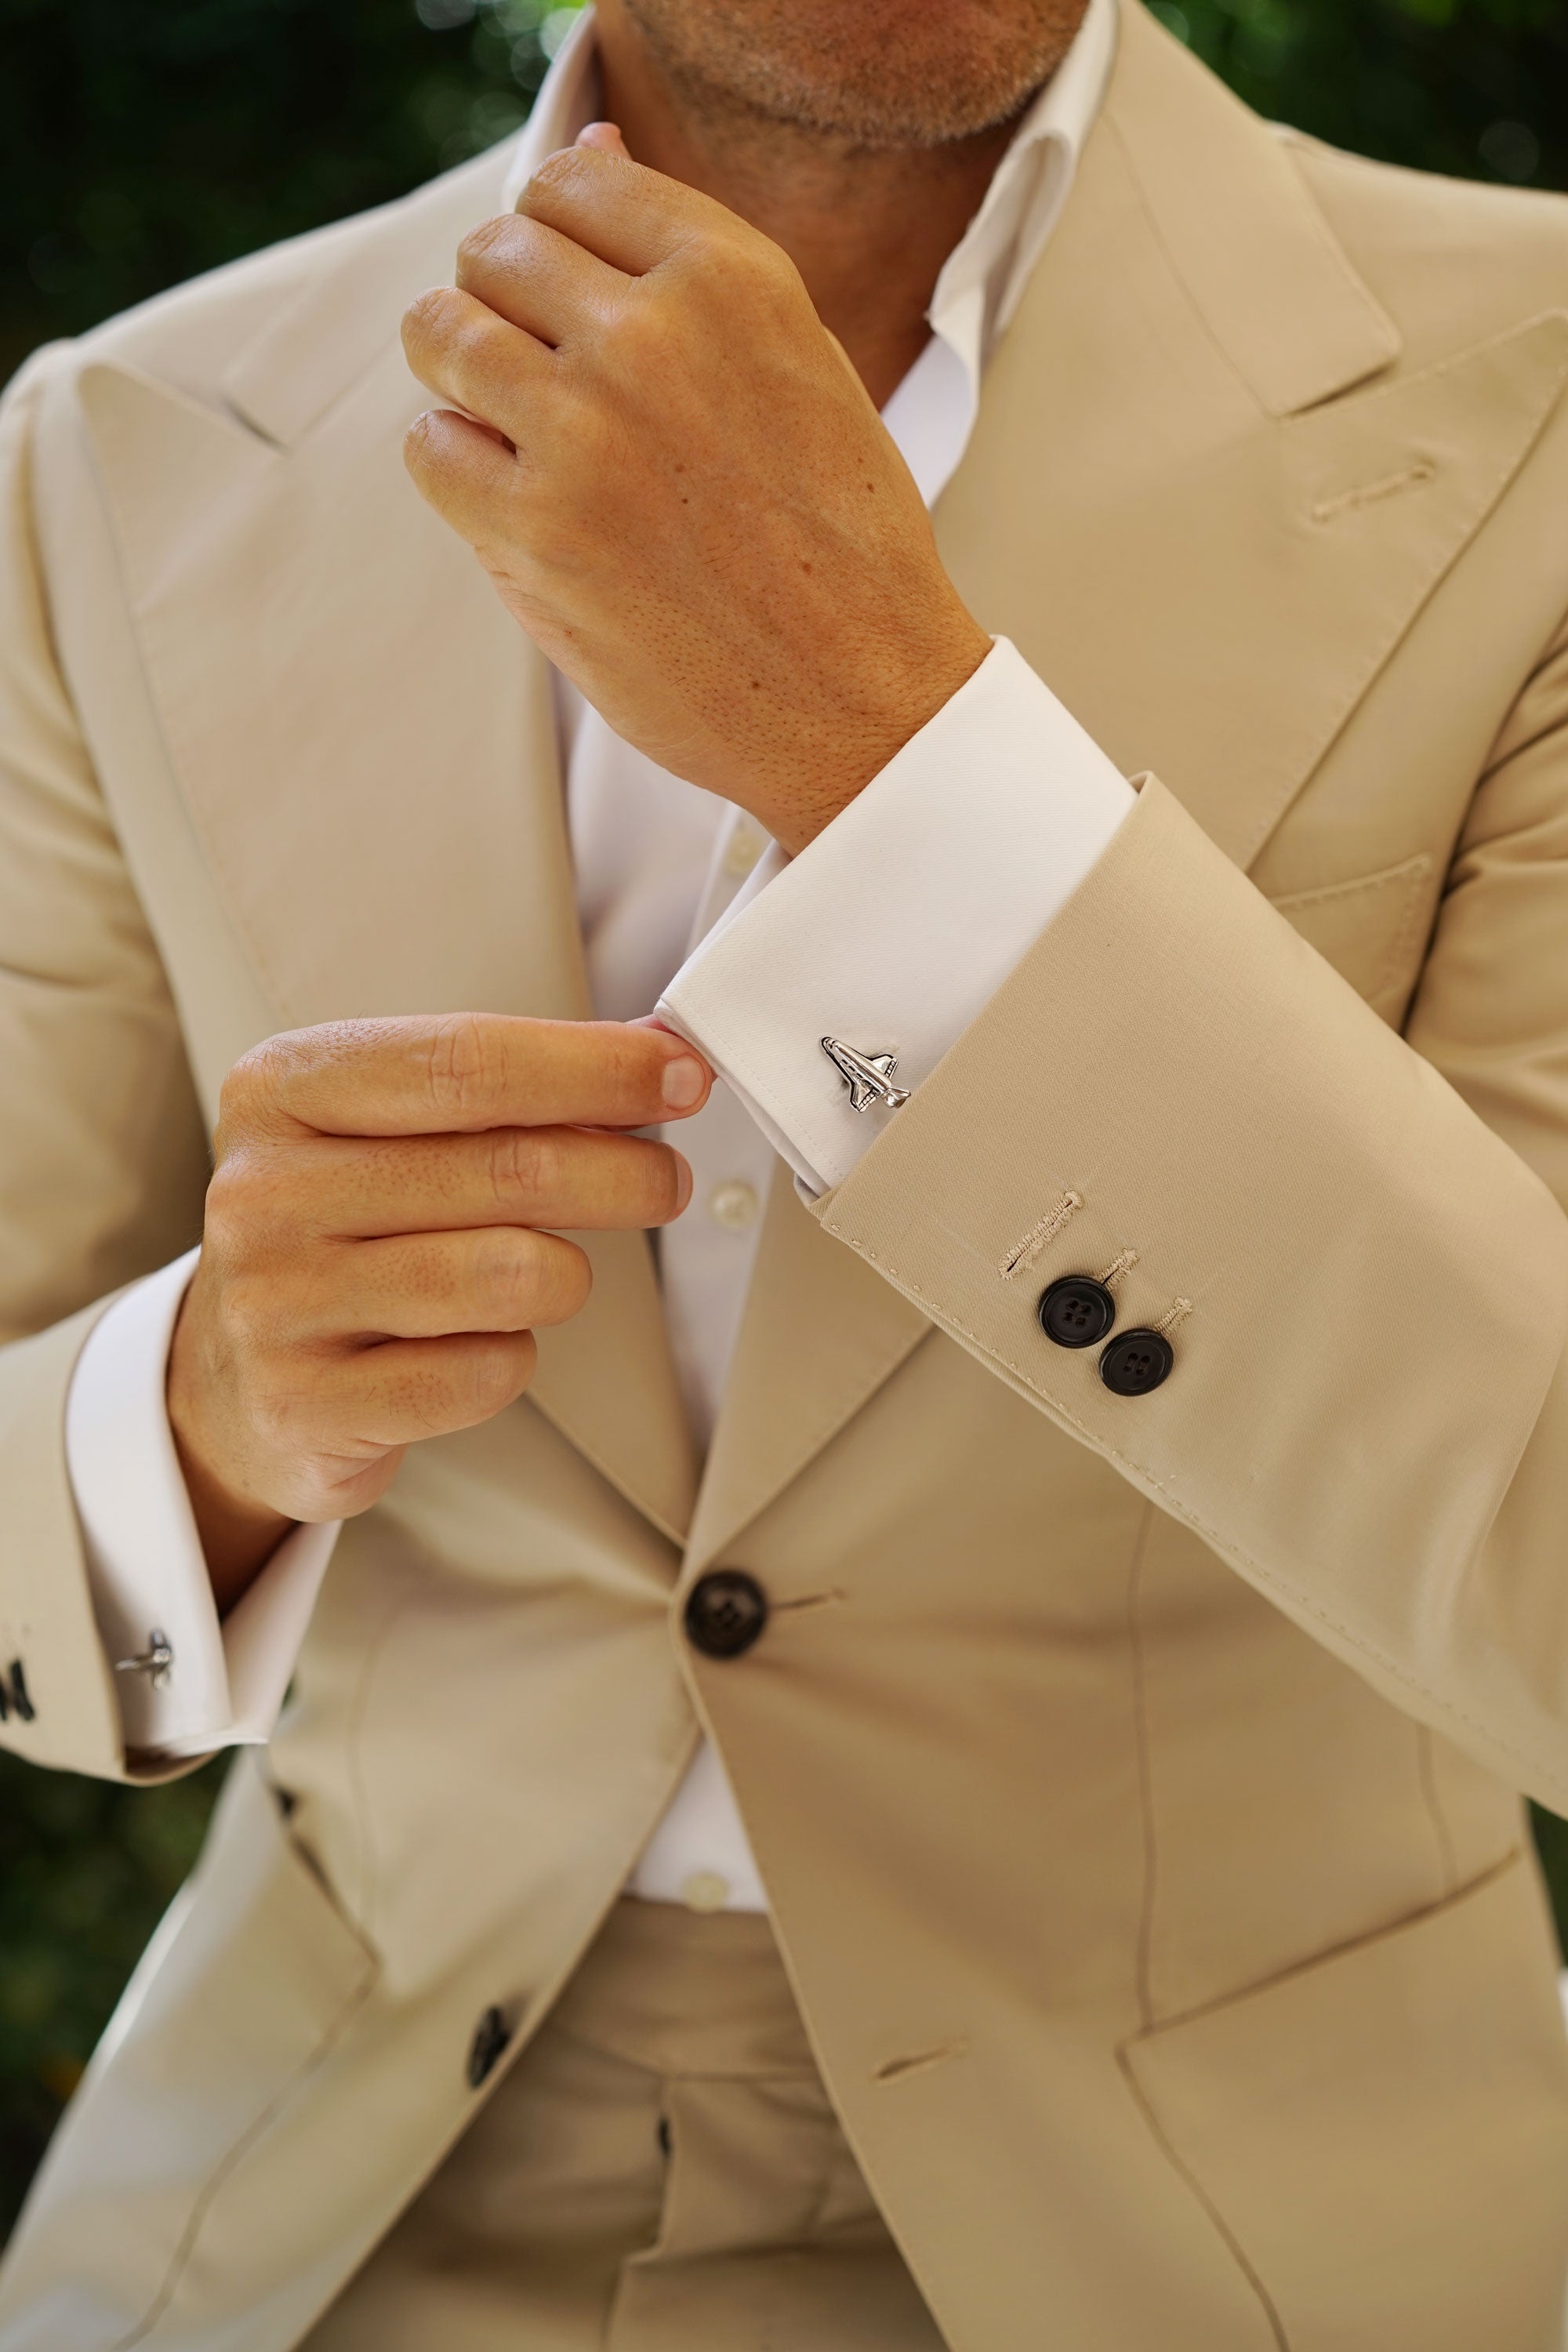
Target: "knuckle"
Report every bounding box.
[403,410,437,474]
[246,1369,311,1454]
[203,1152,265,1261]
[608,296,675,371]
[204,1142,296,1261]
[488,1124,556,1215]
[470,1229,535,1322]
[201,1153,249,1250]
[401,283,456,350]
[216,1036,282,1135]
[216,1264,276,1351]
[524,147,586,206]
[216,1023,339,1142]
[455,214,514,279]
[423,1011,497,1126]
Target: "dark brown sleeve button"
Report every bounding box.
[1099,1329,1174,1396]
[467,2004,513,2089]
[685,1570,768,1660]
[1037,1276,1116,1349]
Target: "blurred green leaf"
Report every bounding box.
[0,1749,227,2234]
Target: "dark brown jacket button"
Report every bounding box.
[1099,1329,1174,1396]
[685,1570,768,1660]
[467,2005,512,2089]
[1037,1276,1116,1348]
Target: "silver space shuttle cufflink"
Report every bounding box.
[115,1628,175,1691]
[821,1036,911,1113]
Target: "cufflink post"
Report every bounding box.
[115,1630,175,1692]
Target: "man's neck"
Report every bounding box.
[594,0,1023,409]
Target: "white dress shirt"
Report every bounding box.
[64,0,1134,1911]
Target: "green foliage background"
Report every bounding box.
[2,0,1568,2243]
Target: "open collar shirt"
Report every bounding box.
[65,0,1136,1915]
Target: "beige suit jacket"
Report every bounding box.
[5,6,1568,2345]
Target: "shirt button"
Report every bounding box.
[680,1871,731,1913]
[724,824,764,880]
[709,1179,760,1231]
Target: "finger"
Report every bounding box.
[455,211,629,350]
[404,404,526,544]
[225,1015,713,1142]
[296,1226,593,1341]
[575,122,629,158]
[401,284,550,444]
[314,1330,542,1453]
[517,143,736,278]
[279,1125,693,1239]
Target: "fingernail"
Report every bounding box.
[672,1154,693,1214]
[662,1055,706,1111]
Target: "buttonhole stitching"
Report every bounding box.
[770,1590,845,1616]
[1098,1247,1140,1293]
[1154,1297,1192,1338]
[1000,1189,1082,1280]
[873,2038,970,2085]
[1311,459,1435,524]
[829,1226,1558,1796]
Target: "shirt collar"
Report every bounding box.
[503,0,1116,364]
[928,0,1116,372]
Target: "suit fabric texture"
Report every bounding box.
[297,1896,950,2350]
[4,5,1568,2345]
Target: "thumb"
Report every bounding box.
[575,120,630,158]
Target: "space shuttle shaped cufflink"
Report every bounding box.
[821,1036,911,1113]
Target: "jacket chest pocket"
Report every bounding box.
[1267,851,1436,1025]
[1120,1853,1568,2352]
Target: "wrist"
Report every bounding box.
[763,608,992,854]
[167,1287,292,1613]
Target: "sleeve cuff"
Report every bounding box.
[655,637,1136,1194]
[64,1249,338,1758]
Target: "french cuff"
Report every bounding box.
[64,1247,338,1759]
[655,637,1136,1196]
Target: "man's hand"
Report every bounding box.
[400,140,991,855]
[169,1014,710,1610]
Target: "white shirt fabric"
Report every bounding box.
[64,0,1134,1909]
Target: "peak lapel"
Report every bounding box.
[1109,2,1399,418]
[683,1,1568,1559]
[76,169,696,1546]
[935,1,1568,873]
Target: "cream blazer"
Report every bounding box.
[5,7,1568,2346]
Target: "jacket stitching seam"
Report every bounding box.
[109,1960,377,2348]
[828,1231,1556,1791]
[1114,2045,1290,2351]
[1126,1848,1519,2045]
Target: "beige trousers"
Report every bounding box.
[303,1900,949,2350]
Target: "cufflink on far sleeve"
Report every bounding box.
[821,1037,911,1113]
[0,1659,35,1723]
[115,1628,174,1692]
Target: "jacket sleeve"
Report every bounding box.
[811,613,1568,1814]
[0,352,211,1780]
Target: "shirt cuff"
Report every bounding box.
[655,638,1137,1194]
[64,1248,338,1759]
